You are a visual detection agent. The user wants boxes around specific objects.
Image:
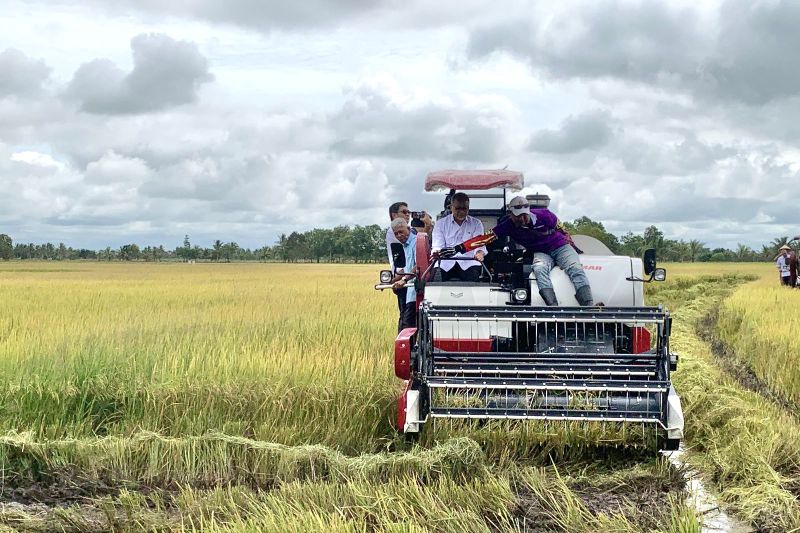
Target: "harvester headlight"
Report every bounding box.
[652,268,667,282]
[379,270,393,283]
[513,288,528,302]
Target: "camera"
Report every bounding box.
[411,211,426,219]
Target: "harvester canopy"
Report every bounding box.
[424,170,524,192]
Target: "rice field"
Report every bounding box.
[0,260,794,531]
[716,275,800,408]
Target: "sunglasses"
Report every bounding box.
[512,204,530,210]
[398,209,411,214]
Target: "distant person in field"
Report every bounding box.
[390,217,418,331]
[777,245,792,286]
[431,192,486,282]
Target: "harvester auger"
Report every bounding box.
[378,170,684,451]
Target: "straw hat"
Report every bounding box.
[779,245,792,251]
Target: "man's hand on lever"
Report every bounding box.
[436,247,457,259]
[433,233,496,262]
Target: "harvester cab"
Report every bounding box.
[379,170,684,451]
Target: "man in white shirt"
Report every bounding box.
[431,192,487,282]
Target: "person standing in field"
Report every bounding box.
[431,192,486,282]
[777,245,792,286]
[390,218,418,331]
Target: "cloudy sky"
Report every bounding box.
[1,0,799,250]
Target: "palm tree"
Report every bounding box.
[688,239,704,263]
[735,243,753,262]
[769,236,790,260]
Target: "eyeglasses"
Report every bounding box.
[398,209,411,214]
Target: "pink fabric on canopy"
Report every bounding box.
[424,169,524,192]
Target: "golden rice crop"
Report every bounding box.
[0,262,398,451]
[8,260,785,531]
[716,274,800,407]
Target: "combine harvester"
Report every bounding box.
[378,170,684,451]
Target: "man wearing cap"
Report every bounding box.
[492,196,593,306]
[777,245,792,286]
[431,192,486,282]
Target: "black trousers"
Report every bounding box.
[441,264,482,282]
[399,302,418,331]
[394,287,414,332]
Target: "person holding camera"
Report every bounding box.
[431,192,486,282]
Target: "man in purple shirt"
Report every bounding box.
[493,196,593,306]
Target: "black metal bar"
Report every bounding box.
[425,376,670,392]
[427,306,667,320]
[434,351,659,361]
[429,407,665,424]
[433,362,656,372]
[432,365,657,378]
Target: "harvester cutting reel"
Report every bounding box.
[393,304,684,452]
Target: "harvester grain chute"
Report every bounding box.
[378,170,684,451]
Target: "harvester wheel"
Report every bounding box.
[404,431,420,445]
[658,436,681,452]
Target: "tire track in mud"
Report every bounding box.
[697,308,798,419]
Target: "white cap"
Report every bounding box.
[508,196,531,216]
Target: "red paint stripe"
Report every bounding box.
[433,338,494,352]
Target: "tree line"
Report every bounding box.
[0,225,387,263]
[561,217,795,262]
[0,218,795,263]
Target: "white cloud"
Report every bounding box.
[0,48,51,97]
[64,33,213,114]
[0,1,799,250]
